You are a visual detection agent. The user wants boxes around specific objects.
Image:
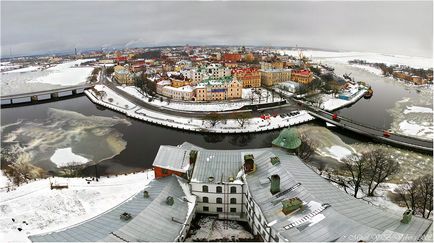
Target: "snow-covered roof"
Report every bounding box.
[244,148,432,242]
[152,145,191,173]
[29,176,196,242]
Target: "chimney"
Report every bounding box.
[244,154,255,173]
[189,150,198,164]
[143,191,149,198]
[401,209,413,224]
[270,174,280,194]
[166,196,174,206]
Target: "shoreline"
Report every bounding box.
[85,86,315,134]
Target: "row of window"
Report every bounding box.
[203,206,237,213]
[202,197,237,204]
[202,185,237,193]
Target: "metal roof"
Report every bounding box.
[29,176,196,242]
[190,149,244,184]
[152,145,191,173]
[245,148,432,242]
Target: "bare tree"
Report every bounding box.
[397,174,433,218]
[3,153,44,186]
[231,113,252,128]
[59,162,85,177]
[204,112,223,127]
[363,149,400,196]
[296,133,318,162]
[341,153,368,198]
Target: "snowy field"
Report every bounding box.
[117,86,278,112]
[0,170,155,242]
[87,85,314,134]
[1,59,95,96]
[186,216,253,241]
[278,49,433,69]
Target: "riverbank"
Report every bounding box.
[86,85,315,134]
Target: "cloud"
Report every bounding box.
[1,1,432,57]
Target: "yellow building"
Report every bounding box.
[171,78,191,88]
[114,65,134,85]
[291,69,314,84]
[194,76,242,101]
[260,69,292,86]
[232,68,261,88]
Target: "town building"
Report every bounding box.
[260,61,284,70]
[113,65,134,85]
[232,68,261,88]
[291,69,314,84]
[223,53,243,62]
[260,69,292,86]
[151,141,432,242]
[162,85,194,101]
[30,176,196,242]
[194,76,242,101]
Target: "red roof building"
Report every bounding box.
[223,53,243,62]
[232,68,261,88]
[291,69,314,84]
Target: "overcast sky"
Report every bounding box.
[1,1,432,57]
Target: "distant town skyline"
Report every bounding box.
[1,1,432,58]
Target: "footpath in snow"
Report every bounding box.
[117,85,280,112]
[0,170,154,242]
[86,85,315,134]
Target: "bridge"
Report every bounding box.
[1,84,94,107]
[303,104,433,153]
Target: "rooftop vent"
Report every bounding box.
[208,176,215,182]
[189,150,198,164]
[270,174,281,195]
[228,176,234,182]
[143,191,149,198]
[120,212,132,221]
[401,209,413,224]
[282,197,303,215]
[244,154,255,174]
[270,157,280,165]
[166,196,174,206]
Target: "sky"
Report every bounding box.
[1,1,433,58]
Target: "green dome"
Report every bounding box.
[272,128,301,150]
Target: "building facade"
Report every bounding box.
[232,68,261,88]
[291,69,314,84]
[260,69,292,86]
[194,76,242,101]
[113,65,134,85]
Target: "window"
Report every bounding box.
[162,168,168,174]
[216,197,222,204]
[230,208,237,213]
[217,207,223,212]
[203,206,209,212]
[230,186,237,193]
[216,186,222,193]
[202,185,208,192]
[230,198,237,204]
[203,197,209,203]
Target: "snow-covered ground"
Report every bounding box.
[350,64,384,76]
[186,216,253,241]
[49,148,90,168]
[87,85,314,134]
[278,49,433,69]
[117,86,278,112]
[1,59,95,96]
[299,124,432,182]
[2,66,41,74]
[27,59,94,86]
[318,85,367,111]
[0,170,155,242]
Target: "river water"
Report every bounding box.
[1,64,431,175]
